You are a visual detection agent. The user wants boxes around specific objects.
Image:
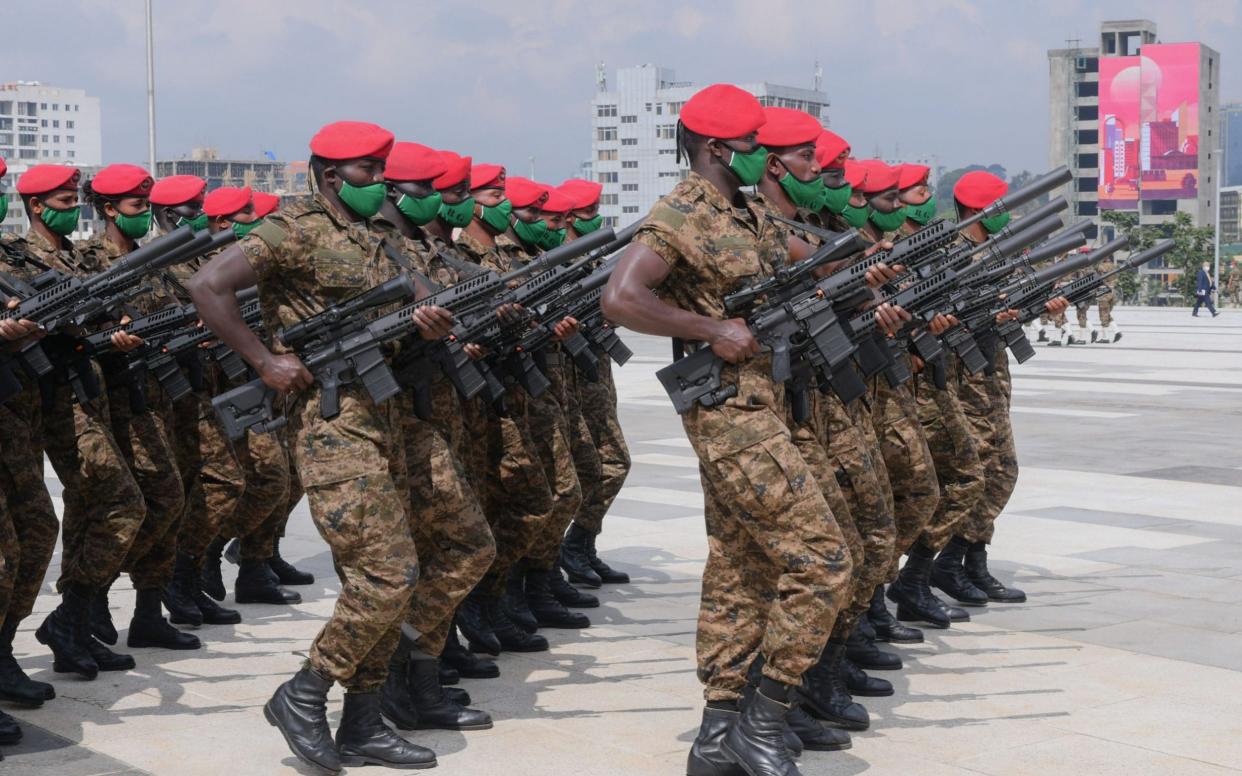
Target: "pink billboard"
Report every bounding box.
[1098,43,1201,209]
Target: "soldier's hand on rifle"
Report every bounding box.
[864,261,903,289]
[875,303,912,337]
[552,317,579,342]
[927,313,959,335]
[994,309,1021,324]
[463,343,487,360]
[111,330,145,353]
[410,305,454,341]
[258,352,312,394]
[496,303,524,323]
[911,354,925,373]
[0,298,42,344]
[1044,296,1070,315]
[708,318,760,364]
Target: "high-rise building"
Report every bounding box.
[1221,186,1242,245]
[156,147,295,193]
[589,64,830,227]
[1222,103,1242,187]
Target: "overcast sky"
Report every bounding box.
[3,0,1238,182]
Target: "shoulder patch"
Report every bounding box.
[648,202,688,230]
[250,220,287,249]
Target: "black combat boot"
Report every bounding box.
[36,585,98,680]
[484,596,549,653]
[268,537,315,586]
[336,690,437,770]
[559,522,603,588]
[405,652,493,731]
[931,537,990,606]
[742,659,802,759]
[502,563,538,633]
[0,617,54,705]
[844,621,902,671]
[549,565,600,608]
[840,657,893,698]
[721,676,801,776]
[127,589,201,650]
[83,637,135,672]
[441,621,499,679]
[235,559,301,605]
[586,532,630,584]
[89,582,118,645]
[202,537,228,601]
[526,568,591,629]
[787,702,850,752]
[687,704,747,776]
[0,708,21,745]
[930,593,971,622]
[797,641,869,732]
[380,640,420,730]
[438,662,459,686]
[194,587,242,625]
[457,593,501,656]
[265,667,341,773]
[164,551,205,627]
[888,549,951,629]
[965,543,1027,603]
[868,585,924,643]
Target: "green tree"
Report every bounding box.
[1100,210,1213,304]
[1100,210,1150,302]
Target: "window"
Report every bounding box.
[19,149,36,159]
[621,161,638,169]
[51,120,59,129]
[658,148,675,155]
[19,102,36,116]
[51,104,58,111]
[66,120,73,129]
[604,216,618,228]
[39,103,46,110]
[1076,81,1098,98]
[18,134,36,146]
[1076,129,1096,145]
[656,124,676,140]
[40,120,47,128]
[1076,201,1098,216]
[658,171,679,178]
[596,104,617,117]
[667,101,684,115]
[0,134,10,145]
[596,127,617,141]
[1075,176,1095,192]
[621,183,638,192]
[621,115,637,124]
[645,103,652,112]
[1077,152,1098,168]
[42,150,49,158]
[656,104,662,115]
[621,138,637,146]
[0,119,9,130]
[41,134,48,142]
[67,150,75,158]
[600,194,619,205]
[622,206,639,214]
[0,102,10,114]
[52,135,59,143]
[1075,105,1098,121]
[66,135,74,143]
[598,172,619,183]
[597,149,618,161]
[1146,200,1177,215]
[1075,56,1098,74]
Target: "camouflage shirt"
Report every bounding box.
[455,228,532,274]
[76,233,175,315]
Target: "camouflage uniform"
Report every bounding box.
[240,194,418,691]
[1077,258,1115,328]
[22,230,148,593]
[637,173,852,699]
[236,442,300,562]
[951,350,1017,544]
[77,235,185,591]
[913,362,985,552]
[571,354,631,536]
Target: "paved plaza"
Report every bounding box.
[2,306,1241,776]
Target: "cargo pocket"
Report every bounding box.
[704,431,813,522]
[293,392,390,488]
[311,248,368,293]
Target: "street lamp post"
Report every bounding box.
[145,0,156,175]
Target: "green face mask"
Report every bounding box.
[115,209,152,239]
[542,227,567,250]
[232,218,264,239]
[438,196,476,229]
[819,183,852,215]
[727,145,768,186]
[41,204,81,236]
[867,206,907,233]
[980,211,1011,234]
[573,214,603,234]
[841,203,869,230]
[395,191,442,226]
[778,171,826,210]
[337,180,387,219]
[480,199,512,233]
[178,213,210,233]
[903,197,938,226]
[512,216,550,248]
[0,193,8,223]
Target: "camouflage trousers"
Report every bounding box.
[1077,291,1115,327]
[952,355,1018,545]
[870,363,941,578]
[400,380,495,656]
[572,356,631,536]
[0,383,59,623]
[914,367,985,553]
[104,371,185,590]
[290,386,418,692]
[227,421,293,562]
[819,395,896,635]
[45,371,147,593]
[523,356,585,572]
[694,407,853,701]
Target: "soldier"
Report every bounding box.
[371,142,496,730]
[189,121,454,772]
[15,164,146,678]
[556,178,634,592]
[1074,256,1119,343]
[602,84,872,776]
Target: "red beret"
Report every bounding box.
[756,107,821,148]
[897,164,930,191]
[385,142,447,183]
[252,192,280,218]
[842,160,868,190]
[954,170,1008,209]
[857,160,899,194]
[91,164,153,197]
[558,179,602,209]
[309,121,394,161]
[16,164,80,195]
[815,131,850,169]
[203,186,252,218]
[0,157,6,179]
[680,83,766,139]
[150,175,207,206]
[470,163,505,191]
[505,176,548,209]
[540,187,573,214]
[433,152,472,191]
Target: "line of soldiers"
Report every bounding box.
[600,85,1071,776]
[1034,251,1120,346]
[0,130,633,769]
